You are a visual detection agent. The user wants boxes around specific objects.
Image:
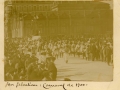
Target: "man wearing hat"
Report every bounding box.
[31,53,38,63]
[103,43,107,62]
[5,57,16,80]
[26,58,39,80]
[42,56,57,81]
[105,43,112,65]
[38,52,46,64]
[71,42,75,57]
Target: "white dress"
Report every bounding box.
[64,48,69,61]
[64,53,69,61]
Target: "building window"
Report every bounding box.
[17,6,19,11]
[41,6,43,11]
[24,6,26,12]
[16,6,18,11]
[45,6,47,11]
[28,6,30,11]
[34,6,36,11]
[31,6,33,11]
[26,6,28,11]
[48,6,50,11]
[39,6,41,11]
[36,6,39,11]
[21,6,22,11]
[19,6,21,11]
[44,6,47,11]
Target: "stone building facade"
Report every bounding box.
[4,1,113,38]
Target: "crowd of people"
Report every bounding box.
[4,34,113,81]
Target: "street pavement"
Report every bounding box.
[54,56,113,81]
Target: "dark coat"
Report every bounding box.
[47,62,57,80]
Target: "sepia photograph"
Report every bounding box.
[4,0,113,81]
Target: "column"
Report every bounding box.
[46,12,48,36]
[18,16,21,38]
[4,17,8,38]
[58,13,60,34]
[15,15,17,38]
[16,16,19,37]
[12,15,16,38]
[69,11,71,35]
[84,10,86,34]
[4,23,8,38]
[20,19,23,38]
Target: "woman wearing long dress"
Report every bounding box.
[71,43,75,57]
[64,46,69,63]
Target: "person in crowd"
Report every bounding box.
[64,45,69,63]
[85,45,90,60]
[39,52,46,64]
[42,56,57,81]
[59,45,64,58]
[105,43,112,65]
[71,42,76,57]
[75,42,80,57]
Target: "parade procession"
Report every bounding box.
[4,1,113,81]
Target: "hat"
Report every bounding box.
[39,63,45,68]
[50,56,56,61]
[26,54,30,58]
[46,55,52,59]
[64,78,71,81]
[32,52,36,55]
[41,52,46,55]
[46,57,51,61]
